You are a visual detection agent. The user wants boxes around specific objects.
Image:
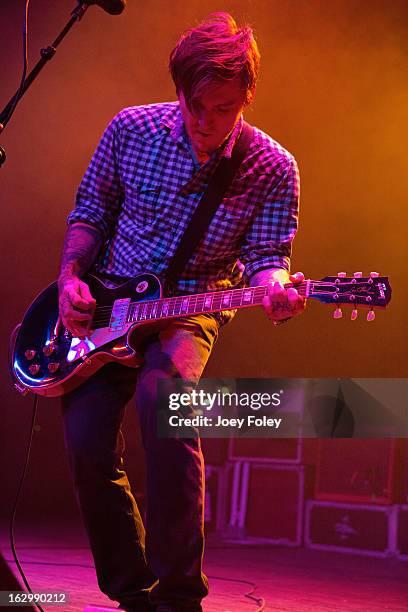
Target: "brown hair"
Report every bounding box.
[169,12,260,106]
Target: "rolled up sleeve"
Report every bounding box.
[67,115,123,241]
[239,157,300,278]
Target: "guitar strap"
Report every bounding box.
[164,121,254,295]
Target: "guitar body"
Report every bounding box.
[12,273,162,397]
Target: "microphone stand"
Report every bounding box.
[0,1,90,167]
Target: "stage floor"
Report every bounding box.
[0,521,407,612]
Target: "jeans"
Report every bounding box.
[61,314,219,609]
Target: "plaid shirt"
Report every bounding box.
[67,102,300,323]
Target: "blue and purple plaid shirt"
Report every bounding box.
[67,102,300,322]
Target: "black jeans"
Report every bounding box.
[61,315,219,609]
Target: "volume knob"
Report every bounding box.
[25,349,36,360]
[28,364,40,376]
[47,362,60,373]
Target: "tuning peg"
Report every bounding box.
[353,272,362,278]
[370,272,379,278]
[333,307,343,319]
[366,309,375,321]
[337,272,347,277]
[351,309,358,320]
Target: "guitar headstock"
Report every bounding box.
[309,272,392,321]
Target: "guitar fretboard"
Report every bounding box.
[127,282,310,323]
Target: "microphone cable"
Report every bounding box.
[207,573,266,611]
[8,324,44,612]
[8,394,45,612]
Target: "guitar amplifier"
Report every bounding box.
[228,437,302,463]
[227,378,311,462]
[305,500,397,557]
[315,439,405,504]
[396,505,408,560]
[223,462,314,545]
[228,437,319,466]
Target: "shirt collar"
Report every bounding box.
[160,105,184,143]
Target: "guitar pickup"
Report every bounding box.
[109,298,131,332]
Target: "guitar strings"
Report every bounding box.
[89,280,373,325]
[90,282,315,314]
[90,279,369,314]
[91,288,283,320]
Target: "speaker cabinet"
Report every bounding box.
[305,500,395,557]
[315,439,405,504]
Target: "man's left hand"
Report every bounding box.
[262,271,306,325]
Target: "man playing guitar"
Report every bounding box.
[58,12,305,612]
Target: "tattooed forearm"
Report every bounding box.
[58,223,103,290]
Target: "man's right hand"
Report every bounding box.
[58,276,96,338]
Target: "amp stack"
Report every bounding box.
[223,437,316,546]
[305,438,408,558]
[201,379,317,546]
[201,379,408,560]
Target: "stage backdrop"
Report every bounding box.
[0,1,406,521]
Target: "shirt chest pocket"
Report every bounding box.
[191,198,256,265]
[216,195,255,226]
[124,180,162,225]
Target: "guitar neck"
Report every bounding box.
[127,281,310,323]
[90,275,390,329]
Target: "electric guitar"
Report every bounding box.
[11,272,391,397]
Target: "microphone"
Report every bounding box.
[82,0,126,15]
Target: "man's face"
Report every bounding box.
[179,77,248,161]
